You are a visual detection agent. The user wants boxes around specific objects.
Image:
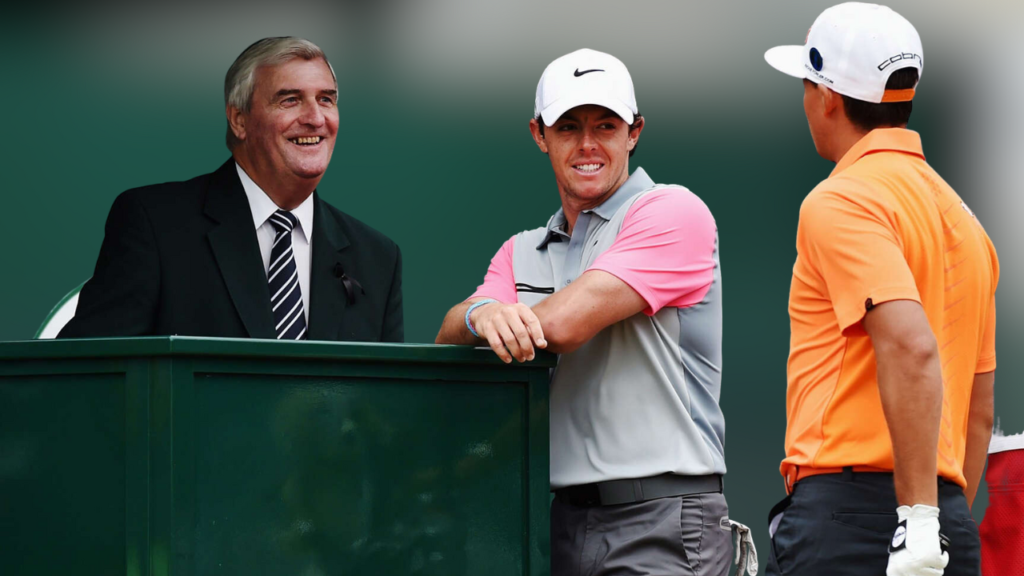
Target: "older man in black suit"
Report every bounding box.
[60,37,402,342]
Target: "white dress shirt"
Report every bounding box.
[236,163,313,322]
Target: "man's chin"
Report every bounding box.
[288,161,330,180]
[568,181,614,200]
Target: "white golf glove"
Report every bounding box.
[886,504,950,576]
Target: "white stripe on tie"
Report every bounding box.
[272,275,300,311]
[272,231,289,249]
[276,298,303,331]
[271,270,298,303]
[270,214,293,230]
[268,245,294,279]
[277,306,304,338]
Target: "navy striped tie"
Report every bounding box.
[267,210,306,340]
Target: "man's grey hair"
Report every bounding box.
[224,37,337,149]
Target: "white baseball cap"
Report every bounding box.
[764,2,923,104]
[534,48,637,126]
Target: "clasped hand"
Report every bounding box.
[471,302,547,363]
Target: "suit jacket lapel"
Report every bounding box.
[307,193,351,341]
[204,160,276,339]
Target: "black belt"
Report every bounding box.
[554,473,723,507]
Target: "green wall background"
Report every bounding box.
[2,0,1020,565]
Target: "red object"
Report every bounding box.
[981,448,1024,575]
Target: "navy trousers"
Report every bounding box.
[766,470,981,576]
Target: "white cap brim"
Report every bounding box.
[539,93,635,126]
[764,45,806,79]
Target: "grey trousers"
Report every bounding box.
[551,492,734,576]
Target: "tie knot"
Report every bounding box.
[269,210,297,234]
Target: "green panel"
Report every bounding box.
[526,374,550,576]
[190,372,528,575]
[0,337,557,368]
[0,373,126,576]
[152,358,179,576]
[0,338,551,576]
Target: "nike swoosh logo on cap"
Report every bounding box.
[574,68,604,77]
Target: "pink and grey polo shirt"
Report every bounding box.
[470,168,726,489]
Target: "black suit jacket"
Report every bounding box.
[59,160,403,342]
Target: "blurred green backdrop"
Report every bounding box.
[1,0,1020,567]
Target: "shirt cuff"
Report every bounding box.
[466,292,509,304]
[976,356,997,374]
[586,265,661,316]
[837,286,921,336]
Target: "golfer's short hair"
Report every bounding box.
[224,37,337,150]
[841,68,920,131]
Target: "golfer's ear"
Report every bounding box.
[820,84,841,117]
[627,116,644,150]
[529,118,549,154]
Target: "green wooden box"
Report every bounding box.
[0,337,553,576]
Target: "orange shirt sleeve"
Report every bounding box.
[977,294,997,373]
[798,186,920,336]
[976,235,999,373]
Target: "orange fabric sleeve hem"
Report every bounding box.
[976,357,996,374]
[837,286,921,336]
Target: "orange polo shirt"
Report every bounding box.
[783,128,999,490]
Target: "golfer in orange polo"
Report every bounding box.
[764,3,998,576]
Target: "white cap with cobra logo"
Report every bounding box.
[765,2,923,104]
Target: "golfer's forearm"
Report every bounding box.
[963,371,996,508]
[877,343,943,507]
[530,303,587,354]
[435,301,480,345]
[964,422,992,508]
[529,270,649,354]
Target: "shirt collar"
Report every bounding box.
[831,128,925,177]
[236,162,314,243]
[535,209,569,249]
[536,167,655,249]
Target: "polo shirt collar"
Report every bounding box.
[535,209,570,249]
[831,128,925,177]
[535,167,655,249]
[236,162,314,243]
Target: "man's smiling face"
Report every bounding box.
[237,57,339,187]
[531,104,641,210]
